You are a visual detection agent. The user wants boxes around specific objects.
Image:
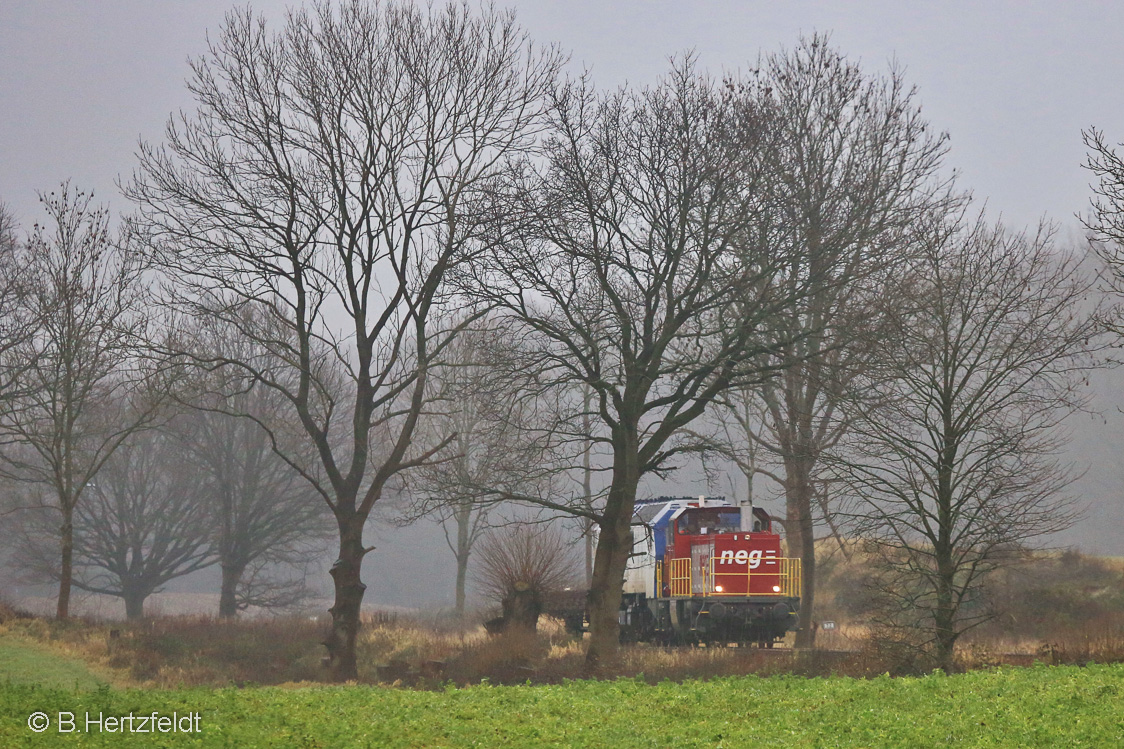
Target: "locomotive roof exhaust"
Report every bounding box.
[738,492,754,533]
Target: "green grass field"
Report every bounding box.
[2,663,1122,747]
[0,634,108,692]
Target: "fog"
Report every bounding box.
[2,2,1123,618]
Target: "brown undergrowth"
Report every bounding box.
[5,594,1124,688]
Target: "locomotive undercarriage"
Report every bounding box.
[618,592,798,646]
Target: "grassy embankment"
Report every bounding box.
[2,663,1122,747]
[0,633,109,691]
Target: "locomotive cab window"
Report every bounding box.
[677,509,740,535]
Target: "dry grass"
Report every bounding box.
[6,582,1124,688]
[0,604,328,687]
[360,622,941,685]
[0,599,134,687]
[957,613,1124,668]
[0,605,858,687]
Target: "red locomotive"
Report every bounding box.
[619,496,801,646]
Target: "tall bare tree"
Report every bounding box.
[463,61,815,668]
[723,37,953,648]
[835,212,1103,669]
[126,2,562,679]
[0,184,157,619]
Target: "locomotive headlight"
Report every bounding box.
[772,585,782,593]
[714,585,724,593]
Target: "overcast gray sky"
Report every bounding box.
[3,1,1123,229]
[3,0,1124,559]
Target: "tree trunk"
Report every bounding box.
[453,500,470,620]
[935,423,957,670]
[219,563,246,619]
[56,510,73,620]
[786,454,818,648]
[584,460,638,671]
[585,519,631,670]
[933,565,957,670]
[584,521,594,589]
[934,497,957,670]
[502,583,541,632]
[795,508,816,648]
[324,516,368,681]
[454,553,468,620]
[123,585,147,620]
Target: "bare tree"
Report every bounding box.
[1082,128,1124,334]
[0,202,16,253]
[834,211,1104,669]
[715,37,953,648]
[474,522,578,632]
[1082,127,1124,252]
[70,429,215,620]
[0,203,30,557]
[0,202,33,403]
[400,320,535,619]
[0,184,157,619]
[462,60,815,668]
[175,379,332,619]
[707,387,775,514]
[167,312,331,618]
[126,2,562,679]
